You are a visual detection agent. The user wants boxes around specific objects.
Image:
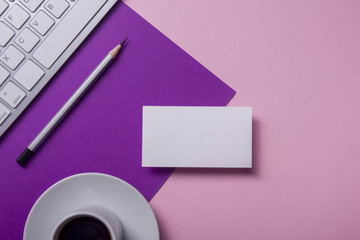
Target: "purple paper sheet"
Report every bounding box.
[0,2,235,239]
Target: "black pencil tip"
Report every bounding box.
[120,37,128,46]
[17,148,34,166]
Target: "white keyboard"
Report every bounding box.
[0,0,117,137]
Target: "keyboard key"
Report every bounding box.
[0,0,8,16]
[1,45,25,70]
[0,21,15,47]
[45,0,69,18]
[0,65,10,86]
[0,82,26,108]
[33,0,107,68]
[15,28,40,52]
[20,0,44,12]
[0,102,11,125]
[5,4,30,29]
[30,10,54,35]
[14,60,44,90]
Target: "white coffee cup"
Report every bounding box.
[52,205,123,240]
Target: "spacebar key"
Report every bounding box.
[33,0,107,69]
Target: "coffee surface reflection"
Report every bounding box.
[57,216,111,240]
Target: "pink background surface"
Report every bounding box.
[124,0,360,239]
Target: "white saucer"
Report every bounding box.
[24,173,159,240]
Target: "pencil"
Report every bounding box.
[16,38,128,166]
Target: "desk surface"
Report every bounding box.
[0,2,234,239]
[2,1,360,239]
[125,0,360,239]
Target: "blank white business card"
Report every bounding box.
[142,106,252,168]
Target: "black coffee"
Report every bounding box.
[57,216,111,240]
